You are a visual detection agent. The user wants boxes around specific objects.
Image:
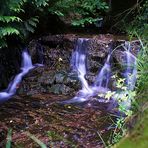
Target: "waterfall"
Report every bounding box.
[61,38,111,104]
[115,41,137,109]
[62,39,138,110]
[0,50,34,103]
[71,38,92,94]
[94,54,111,88]
[124,41,137,90]
[21,50,33,70]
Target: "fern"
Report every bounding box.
[0,0,48,48]
[0,27,20,36]
[48,0,109,27]
[0,16,22,23]
[0,0,109,48]
[33,0,49,7]
[9,0,27,13]
[0,38,7,48]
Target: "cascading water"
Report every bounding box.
[71,38,92,94]
[62,39,138,111]
[0,50,34,103]
[21,50,33,71]
[115,41,137,109]
[94,54,111,88]
[62,38,111,104]
[124,41,137,90]
[0,38,138,112]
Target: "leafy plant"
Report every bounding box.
[0,0,109,48]
[48,0,109,27]
[26,132,47,148]
[0,0,49,48]
[6,129,12,148]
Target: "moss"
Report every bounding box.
[115,105,148,148]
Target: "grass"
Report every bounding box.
[115,105,148,148]
[26,132,47,148]
[114,27,148,147]
[6,129,12,148]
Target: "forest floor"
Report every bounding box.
[0,93,119,148]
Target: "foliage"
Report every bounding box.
[136,33,148,96]
[98,75,135,116]
[0,0,108,48]
[26,132,47,148]
[112,0,147,33]
[6,129,12,148]
[0,0,48,49]
[98,75,135,146]
[127,0,148,103]
[109,117,127,145]
[115,1,148,147]
[115,104,148,148]
[48,0,109,27]
[127,0,148,35]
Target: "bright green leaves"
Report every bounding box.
[33,0,49,7]
[0,15,21,48]
[48,0,108,27]
[105,91,115,100]
[72,18,99,27]
[9,0,27,13]
[116,78,126,90]
[0,27,20,36]
[0,0,108,48]
[0,27,20,48]
[0,16,22,23]
[0,0,48,49]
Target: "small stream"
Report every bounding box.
[0,35,139,147]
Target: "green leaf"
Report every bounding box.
[6,129,12,148]
[26,132,47,148]
[105,91,115,100]
[0,27,20,36]
[0,16,22,23]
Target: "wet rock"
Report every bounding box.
[130,40,141,56]
[18,67,80,95]
[87,39,110,58]
[18,34,141,95]
[113,40,140,66]
[28,40,43,64]
[55,73,65,84]
[86,73,96,84]
[49,84,74,95]
[49,84,62,94]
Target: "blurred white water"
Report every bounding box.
[0,50,34,102]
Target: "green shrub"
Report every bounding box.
[48,0,109,27]
[0,0,49,49]
[0,0,109,48]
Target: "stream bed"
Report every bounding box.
[0,93,118,147]
[0,34,140,147]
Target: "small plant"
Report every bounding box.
[47,131,76,147]
[6,128,12,148]
[26,132,47,148]
[99,74,136,116]
[110,117,127,145]
[98,74,136,146]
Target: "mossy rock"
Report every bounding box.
[115,104,148,148]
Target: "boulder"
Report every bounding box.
[18,34,140,95]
